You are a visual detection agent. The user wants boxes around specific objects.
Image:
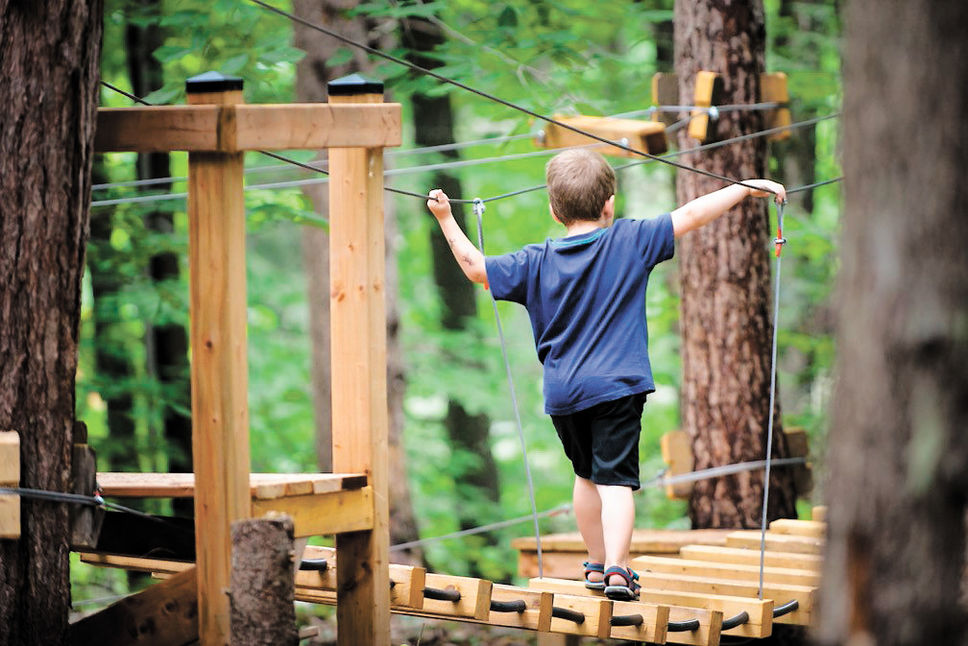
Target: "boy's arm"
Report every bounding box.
[426,189,488,284]
[670,179,786,238]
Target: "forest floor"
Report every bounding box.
[306,614,542,645]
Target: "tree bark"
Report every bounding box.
[401,16,502,577]
[292,0,422,563]
[124,0,193,514]
[230,516,298,646]
[0,2,103,644]
[674,0,797,528]
[817,1,968,644]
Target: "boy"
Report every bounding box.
[426,148,785,600]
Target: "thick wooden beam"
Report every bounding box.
[678,545,822,572]
[769,518,826,539]
[687,71,723,141]
[68,567,199,646]
[0,431,20,539]
[660,430,693,499]
[186,73,251,646]
[94,104,402,152]
[251,487,374,536]
[725,530,825,555]
[328,75,391,646]
[538,115,668,158]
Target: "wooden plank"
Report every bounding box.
[660,430,693,499]
[328,80,392,646]
[300,545,425,608]
[726,530,824,555]
[95,472,366,498]
[95,105,220,152]
[233,104,402,150]
[423,572,493,620]
[760,72,792,141]
[95,104,402,152]
[610,599,669,643]
[539,115,668,157]
[548,593,612,639]
[687,71,722,141]
[79,552,192,575]
[488,585,553,632]
[769,519,826,539]
[666,605,723,646]
[635,570,815,625]
[186,82,251,646]
[679,545,822,572]
[68,567,199,646]
[812,506,827,523]
[529,576,768,638]
[651,72,680,127]
[632,555,820,587]
[251,487,374,536]
[512,528,733,554]
[0,431,19,539]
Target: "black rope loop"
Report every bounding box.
[667,618,702,632]
[773,599,800,618]
[489,599,527,613]
[423,586,462,603]
[552,606,585,624]
[721,611,750,630]
[610,613,644,627]
[298,559,328,572]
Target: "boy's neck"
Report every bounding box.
[564,220,607,237]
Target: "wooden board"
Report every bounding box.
[769,518,826,539]
[610,599,670,643]
[300,545,425,608]
[679,545,822,572]
[687,71,721,141]
[635,570,815,625]
[69,567,199,646]
[423,572,493,620]
[812,506,827,523]
[632,555,820,587]
[726,530,825,555]
[548,593,612,639]
[666,605,723,646]
[538,115,668,158]
[760,72,792,141]
[79,552,193,575]
[251,487,374,536]
[95,104,402,152]
[651,72,681,127]
[95,472,367,499]
[512,529,733,553]
[0,431,19,539]
[488,585,553,632]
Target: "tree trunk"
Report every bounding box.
[292,0,422,563]
[674,0,797,528]
[401,16,502,577]
[124,0,193,515]
[0,2,103,644]
[817,1,968,644]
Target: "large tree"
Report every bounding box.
[674,0,797,527]
[0,1,103,643]
[817,1,968,643]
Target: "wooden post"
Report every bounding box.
[327,73,391,645]
[185,71,251,646]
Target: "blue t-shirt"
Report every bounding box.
[485,214,675,415]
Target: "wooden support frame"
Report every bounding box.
[88,72,401,646]
[0,431,20,539]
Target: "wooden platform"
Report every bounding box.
[96,472,372,537]
[512,529,734,578]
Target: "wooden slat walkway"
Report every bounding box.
[96,471,367,500]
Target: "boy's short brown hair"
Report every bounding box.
[545,149,616,224]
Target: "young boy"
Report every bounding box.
[427,148,785,600]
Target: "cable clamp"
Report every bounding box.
[707,105,720,120]
[472,198,485,218]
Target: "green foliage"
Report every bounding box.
[75,0,843,607]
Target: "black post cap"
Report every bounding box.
[327,73,384,97]
[186,71,244,94]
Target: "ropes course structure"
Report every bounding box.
[7,2,844,642]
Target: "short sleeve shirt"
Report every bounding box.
[484,214,675,415]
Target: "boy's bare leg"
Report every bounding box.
[573,476,605,583]
[596,484,635,585]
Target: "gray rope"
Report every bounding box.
[472,197,545,578]
[758,200,786,599]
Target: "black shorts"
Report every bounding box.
[551,392,646,490]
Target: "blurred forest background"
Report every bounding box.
[74,0,842,619]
